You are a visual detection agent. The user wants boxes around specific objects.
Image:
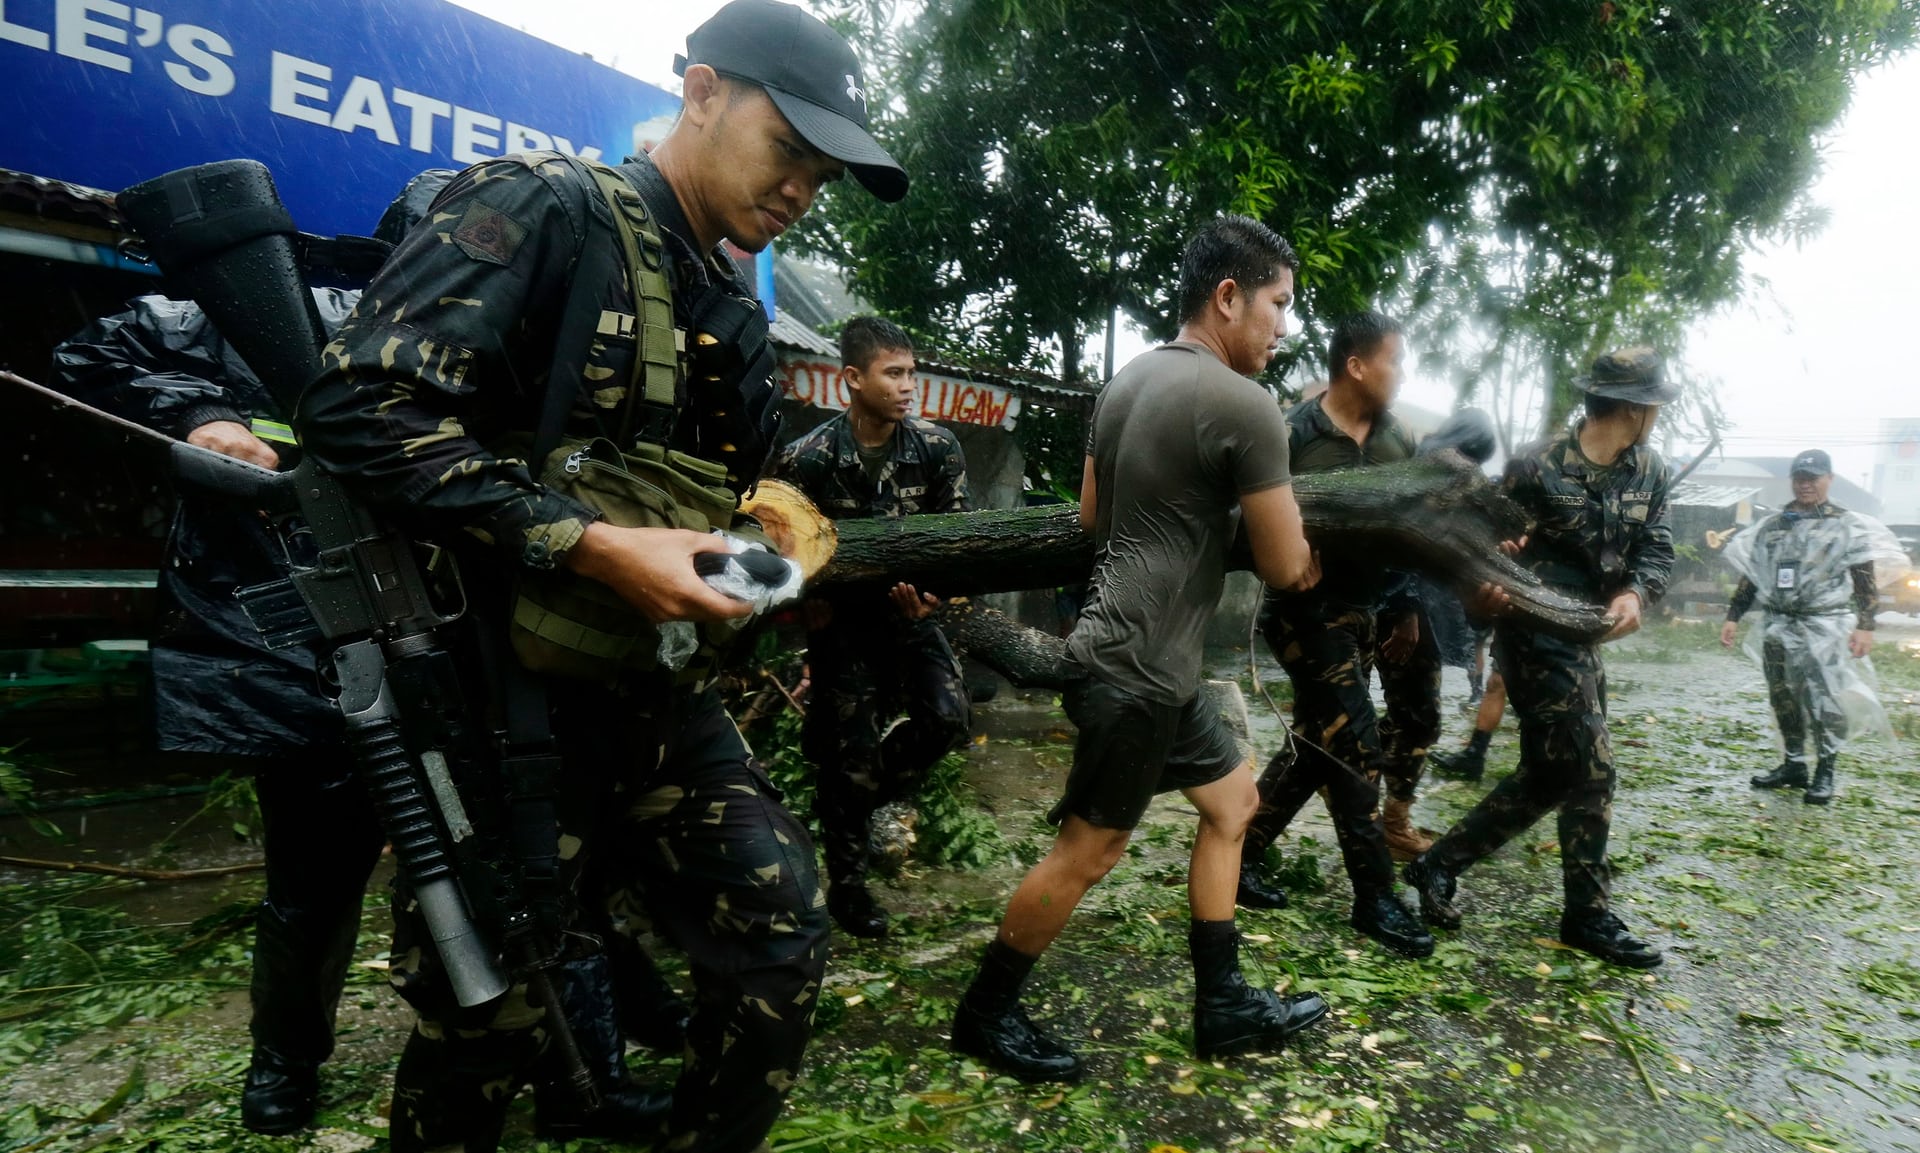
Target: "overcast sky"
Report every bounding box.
[449,0,1920,490]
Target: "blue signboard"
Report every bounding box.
[0,0,681,238]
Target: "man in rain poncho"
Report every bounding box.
[1720,449,1904,804]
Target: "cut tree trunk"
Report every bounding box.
[767,454,1612,690]
[812,453,1606,634]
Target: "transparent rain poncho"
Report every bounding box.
[1723,508,1908,748]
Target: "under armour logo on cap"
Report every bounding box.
[845,73,867,109]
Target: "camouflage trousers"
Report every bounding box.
[1379,608,1444,801]
[1763,635,1846,764]
[1245,599,1438,893]
[1426,627,1616,916]
[387,687,828,1153]
[804,617,971,885]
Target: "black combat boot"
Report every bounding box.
[828,882,891,939]
[951,941,1083,1082]
[1402,853,1463,930]
[1803,756,1837,805]
[1190,920,1328,1058]
[1750,759,1809,789]
[240,900,359,1134]
[1559,909,1662,969]
[951,1000,1085,1083]
[241,1049,320,1136]
[533,955,673,1142]
[1235,859,1289,910]
[1351,890,1435,958]
[1429,732,1489,782]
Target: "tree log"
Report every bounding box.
[815,453,1609,641]
[930,598,1075,688]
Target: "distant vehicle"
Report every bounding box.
[1886,570,1920,616]
[1882,531,1920,616]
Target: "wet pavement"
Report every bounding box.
[826,616,1920,1152]
[3,618,1918,1152]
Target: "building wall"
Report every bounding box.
[1872,419,1920,526]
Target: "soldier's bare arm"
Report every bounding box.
[1078,454,1097,533]
[1241,483,1315,590]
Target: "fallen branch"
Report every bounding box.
[0,855,264,882]
[762,668,807,717]
[1588,1001,1662,1105]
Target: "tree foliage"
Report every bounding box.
[798,0,1917,429]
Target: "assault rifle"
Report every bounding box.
[114,159,597,1109]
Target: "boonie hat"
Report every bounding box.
[1789,449,1833,478]
[676,0,908,202]
[1574,345,1679,405]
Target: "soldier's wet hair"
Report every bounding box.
[1328,310,1404,380]
[1176,215,1299,324]
[841,315,914,371]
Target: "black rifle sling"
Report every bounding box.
[502,671,566,936]
[533,159,624,467]
[533,154,679,466]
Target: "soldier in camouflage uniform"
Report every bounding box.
[766,316,972,939]
[1236,311,1433,959]
[296,4,909,1150]
[1405,346,1677,970]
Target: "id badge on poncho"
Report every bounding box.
[1776,562,1798,590]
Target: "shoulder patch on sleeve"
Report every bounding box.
[450,201,528,266]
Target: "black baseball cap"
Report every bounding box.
[1790,449,1833,478]
[675,0,908,202]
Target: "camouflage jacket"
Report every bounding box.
[766,413,969,521]
[297,151,772,574]
[1505,423,1674,609]
[1268,393,1418,614]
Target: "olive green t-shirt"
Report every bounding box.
[856,437,891,487]
[1067,342,1292,705]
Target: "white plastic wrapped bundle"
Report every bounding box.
[657,531,808,671]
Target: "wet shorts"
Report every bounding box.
[1047,673,1245,830]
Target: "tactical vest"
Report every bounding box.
[509,156,776,684]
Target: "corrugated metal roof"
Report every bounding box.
[0,168,125,242]
[767,312,837,356]
[1671,480,1761,508]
